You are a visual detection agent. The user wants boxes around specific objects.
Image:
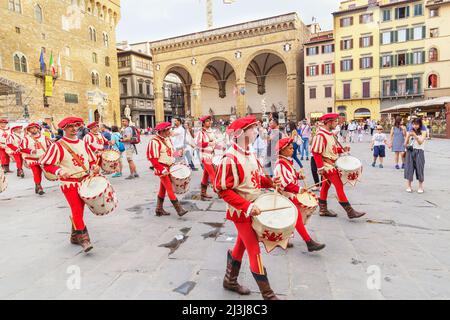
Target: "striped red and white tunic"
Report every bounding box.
[146,135,175,175]
[20,134,53,166]
[83,132,108,153]
[311,127,343,173]
[6,133,22,155]
[273,156,303,201]
[0,127,10,149]
[195,128,215,160]
[214,143,273,223]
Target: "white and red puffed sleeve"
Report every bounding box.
[311,133,327,170]
[20,137,32,155]
[274,161,301,194]
[40,142,62,175]
[83,141,98,167]
[147,139,165,174]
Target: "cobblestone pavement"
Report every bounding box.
[1,135,449,300]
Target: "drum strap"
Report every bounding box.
[155,136,174,157]
[59,140,88,172]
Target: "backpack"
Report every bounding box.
[112,133,125,152]
[130,126,141,145]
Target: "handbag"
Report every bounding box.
[406,138,414,152]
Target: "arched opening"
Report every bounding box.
[337,106,347,120]
[94,109,100,122]
[428,74,438,88]
[162,65,192,123]
[429,47,438,62]
[200,59,236,119]
[354,108,371,120]
[245,52,287,119]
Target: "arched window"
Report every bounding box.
[429,48,438,62]
[103,33,109,47]
[14,54,21,71]
[428,74,438,88]
[91,72,99,86]
[65,66,73,81]
[105,56,110,66]
[105,75,112,88]
[20,56,27,72]
[89,27,96,42]
[9,0,21,13]
[13,53,27,72]
[34,4,43,23]
[92,52,97,63]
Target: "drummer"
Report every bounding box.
[83,121,111,154]
[195,115,216,201]
[214,115,281,300]
[147,122,188,217]
[0,119,11,173]
[6,125,25,178]
[311,113,366,219]
[40,117,100,253]
[20,123,53,195]
[273,137,325,252]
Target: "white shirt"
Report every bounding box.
[372,133,387,146]
[171,125,185,149]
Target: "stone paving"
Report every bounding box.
[1,135,450,300]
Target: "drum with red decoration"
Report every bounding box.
[79,175,118,216]
[335,155,363,186]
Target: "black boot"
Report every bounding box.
[252,268,279,300]
[223,251,251,295]
[35,184,45,195]
[319,199,337,217]
[3,165,12,173]
[306,239,326,252]
[340,202,366,219]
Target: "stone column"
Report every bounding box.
[287,74,298,121]
[183,84,191,117]
[154,90,164,123]
[191,84,202,119]
[446,103,450,139]
[236,81,246,118]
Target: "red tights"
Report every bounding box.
[0,148,9,165]
[231,221,265,275]
[320,170,348,203]
[30,164,42,185]
[63,186,86,231]
[13,154,23,170]
[158,175,177,201]
[201,160,216,186]
[291,199,311,243]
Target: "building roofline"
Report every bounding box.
[380,0,422,8]
[117,49,153,60]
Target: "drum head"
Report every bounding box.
[297,191,318,207]
[336,156,362,171]
[79,176,109,198]
[254,193,297,230]
[102,150,120,161]
[171,164,191,179]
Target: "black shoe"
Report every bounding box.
[306,239,326,252]
[125,175,135,180]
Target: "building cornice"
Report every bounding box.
[426,0,450,7]
[380,0,422,8]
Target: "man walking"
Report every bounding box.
[121,118,139,180]
[171,117,186,163]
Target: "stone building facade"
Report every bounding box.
[0,0,121,127]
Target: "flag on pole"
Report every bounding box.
[49,52,56,77]
[39,49,45,72]
[57,53,62,77]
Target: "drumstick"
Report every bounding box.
[305,179,329,191]
[68,169,90,178]
[260,206,292,213]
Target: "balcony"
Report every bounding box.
[33,68,58,80]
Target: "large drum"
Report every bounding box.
[335,155,363,186]
[252,193,298,253]
[170,164,191,194]
[79,175,118,216]
[44,170,59,182]
[296,191,319,225]
[101,150,120,174]
[0,169,7,193]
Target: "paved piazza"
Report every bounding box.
[1,136,449,300]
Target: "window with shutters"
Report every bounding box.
[341,59,353,71]
[309,88,316,99]
[323,63,333,75]
[381,55,392,68]
[395,6,409,19]
[360,57,373,69]
[340,17,353,27]
[322,44,334,54]
[362,81,370,98]
[411,51,425,65]
[382,9,391,21]
[429,48,438,62]
[360,13,373,24]
[412,26,425,40]
[381,31,392,45]
[414,4,423,16]
[343,83,351,99]
[325,86,332,98]
[430,28,439,38]
[397,29,407,42]
[342,39,353,50]
[430,8,439,17]
[308,65,319,76]
[360,36,373,48]
[307,47,319,55]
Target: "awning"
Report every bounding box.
[381,96,450,113]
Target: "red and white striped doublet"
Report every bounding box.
[83,132,108,153]
[273,156,303,201]
[20,134,53,166]
[147,135,175,175]
[0,127,9,149]
[195,128,215,160]
[40,137,97,191]
[214,143,272,223]
[6,133,22,155]
[311,127,343,173]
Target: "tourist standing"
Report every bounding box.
[389,117,406,169]
[111,126,124,178]
[370,125,387,168]
[404,118,427,194]
[265,118,283,177]
[289,121,303,169]
[299,120,311,161]
[171,117,186,163]
[121,118,139,180]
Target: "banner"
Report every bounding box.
[44,76,53,97]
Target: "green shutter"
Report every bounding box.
[422,51,426,64]
[406,53,410,65]
[422,26,426,39]
[393,54,398,67]
[406,29,410,41]
[395,8,399,19]
[406,6,410,17]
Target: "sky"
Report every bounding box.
[116,0,339,43]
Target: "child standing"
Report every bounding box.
[357,123,364,142]
[371,125,387,168]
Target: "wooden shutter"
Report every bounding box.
[406,6,410,17]
[422,51,426,64]
[422,26,426,39]
[322,64,325,74]
[359,58,363,69]
[370,36,373,46]
[350,17,353,25]
[359,37,363,48]
[350,59,353,70]
[340,18,343,27]
[331,44,335,52]
[359,14,363,24]
[340,40,344,50]
[350,39,353,49]
[340,60,344,71]
[332,63,335,74]
[316,65,320,75]
[306,66,310,76]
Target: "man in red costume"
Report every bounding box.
[311,113,366,219]
[40,117,100,253]
[147,122,188,217]
[214,115,281,300]
[20,123,52,195]
[195,115,216,201]
[274,137,325,252]
[83,121,110,154]
[6,125,25,178]
[0,119,11,173]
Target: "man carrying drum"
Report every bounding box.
[195,115,216,201]
[40,117,100,253]
[83,121,111,154]
[214,115,281,300]
[274,137,325,252]
[311,113,366,219]
[20,123,53,195]
[6,125,25,178]
[0,119,11,173]
[147,122,188,217]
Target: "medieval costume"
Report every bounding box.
[0,119,11,173]
[195,115,216,200]
[6,126,25,178]
[83,121,109,154]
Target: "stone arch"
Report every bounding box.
[243,49,289,74]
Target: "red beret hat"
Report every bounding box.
[320,113,339,122]
[87,121,99,129]
[154,122,172,132]
[226,115,257,138]
[25,122,41,131]
[199,115,212,123]
[10,125,23,132]
[58,117,84,129]
[276,137,294,152]
[0,119,9,124]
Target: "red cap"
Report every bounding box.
[226,115,257,138]
[10,125,23,132]
[87,121,99,129]
[0,119,9,124]
[199,115,212,123]
[26,122,41,131]
[276,137,294,152]
[320,113,339,123]
[154,122,172,132]
[58,117,84,129]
